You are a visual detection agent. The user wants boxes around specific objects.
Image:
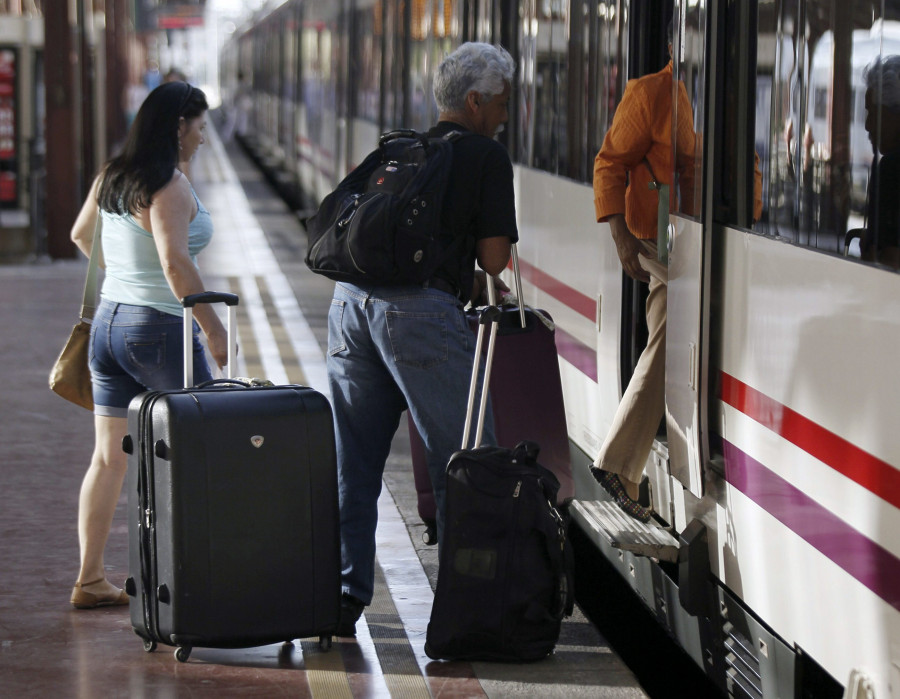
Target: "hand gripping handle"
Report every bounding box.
[181,292,240,387]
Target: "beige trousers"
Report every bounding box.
[596,239,667,484]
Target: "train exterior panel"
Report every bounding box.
[222,0,900,695]
[715,229,900,690]
[513,166,622,457]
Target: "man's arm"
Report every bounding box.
[475,236,511,276]
[473,143,516,277]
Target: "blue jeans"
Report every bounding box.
[327,282,494,604]
[90,300,213,417]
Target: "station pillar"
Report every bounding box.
[44,4,82,259]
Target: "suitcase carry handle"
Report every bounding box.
[196,378,251,389]
[181,292,239,387]
[182,291,239,308]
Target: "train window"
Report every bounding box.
[515,0,535,165]
[352,0,382,125]
[585,1,622,182]
[409,0,432,130]
[714,0,756,229]
[298,6,337,175]
[517,0,622,182]
[431,1,460,114]
[673,6,705,220]
[360,0,453,132]
[564,0,592,181]
[281,13,299,163]
[530,0,567,174]
[471,0,499,43]
[407,0,458,130]
[744,0,900,270]
[382,0,404,128]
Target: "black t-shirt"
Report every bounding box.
[426,121,519,299]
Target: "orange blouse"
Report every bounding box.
[593,61,697,239]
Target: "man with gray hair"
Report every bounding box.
[329,41,519,636]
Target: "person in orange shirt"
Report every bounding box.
[589,19,696,522]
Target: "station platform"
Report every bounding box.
[0,125,650,697]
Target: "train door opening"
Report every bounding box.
[618,2,672,423]
[663,1,708,499]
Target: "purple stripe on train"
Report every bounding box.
[722,439,900,611]
[554,326,598,382]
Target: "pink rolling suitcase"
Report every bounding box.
[409,247,573,544]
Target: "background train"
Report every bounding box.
[221,1,900,697]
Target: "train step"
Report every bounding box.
[570,499,680,562]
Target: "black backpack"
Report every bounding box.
[305,129,467,286]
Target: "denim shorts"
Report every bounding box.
[89,300,213,417]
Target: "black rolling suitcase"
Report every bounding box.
[123,292,340,662]
[424,282,574,663]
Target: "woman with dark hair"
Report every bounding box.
[68,81,227,608]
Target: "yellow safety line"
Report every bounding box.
[226,275,265,379]
[300,639,354,699]
[367,559,433,698]
[255,275,307,386]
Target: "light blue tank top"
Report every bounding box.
[99,184,213,317]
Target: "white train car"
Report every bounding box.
[222,1,900,695]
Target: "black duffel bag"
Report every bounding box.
[425,441,574,662]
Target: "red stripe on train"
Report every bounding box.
[720,371,900,510]
[512,257,596,321]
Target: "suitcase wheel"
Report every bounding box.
[142,639,157,653]
[319,636,332,652]
[422,524,438,546]
[174,646,192,663]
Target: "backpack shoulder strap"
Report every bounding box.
[441,129,476,143]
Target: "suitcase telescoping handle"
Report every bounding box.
[509,243,526,329]
[181,292,239,388]
[462,278,498,450]
[461,242,528,449]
